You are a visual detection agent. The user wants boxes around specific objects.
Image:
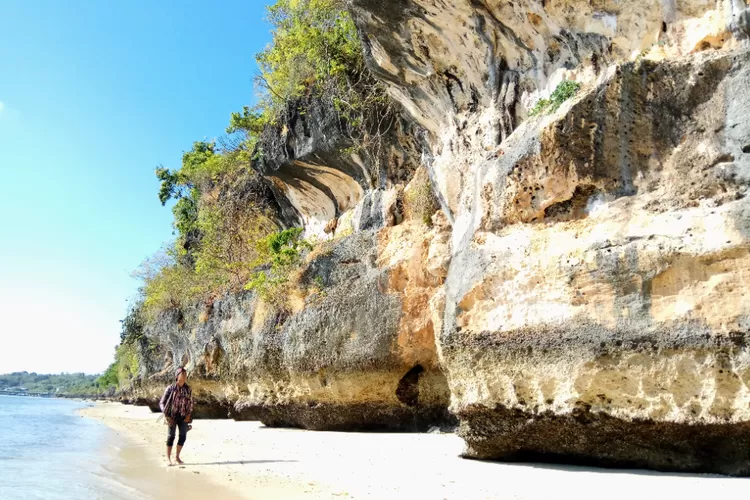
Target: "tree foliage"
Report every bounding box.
[405,174,440,226]
[120,303,145,346]
[251,0,395,166]
[96,364,119,391]
[156,141,229,251]
[529,80,582,116]
[245,227,312,308]
[145,135,278,320]
[256,0,362,110]
[0,372,101,395]
[139,0,385,322]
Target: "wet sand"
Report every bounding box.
[81,403,334,499]
[81,402,749,499]
[102,429,246,499]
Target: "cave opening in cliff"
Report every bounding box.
[543,184,600,221]
[396,364,424,407]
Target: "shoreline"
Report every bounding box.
[80,402,336,498]
[94,418,243,500]
[81,402,750,499]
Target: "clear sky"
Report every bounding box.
[0,1,271,374]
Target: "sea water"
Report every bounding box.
[0,396,236,500]
[0,395,142,499]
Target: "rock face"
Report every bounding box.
[254,85,425,236]
[133,0,750,476]
[350,0,750,475]
[130,220,456,431]
[231,223,455,430]
[441,50,750,475]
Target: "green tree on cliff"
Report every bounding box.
[256,0,361,109]
[245,227,312,307]
[139,0,380,322]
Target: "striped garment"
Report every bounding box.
[159,383,193,418]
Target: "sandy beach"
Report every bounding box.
[80,402,750,499]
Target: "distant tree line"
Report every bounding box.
[0,371,104,396]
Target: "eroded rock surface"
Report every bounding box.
[255,85,426,236]
[351,0,750,475]
[128,221,456,431]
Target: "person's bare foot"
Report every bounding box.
[175,457,184,465]
[167,459,174,467]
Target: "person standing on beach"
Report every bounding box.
[159,367,194,466]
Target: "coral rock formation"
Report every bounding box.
[351,0,750,475]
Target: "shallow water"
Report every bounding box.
[0,395,137,499]
[0,395,237,500]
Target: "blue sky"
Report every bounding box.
[0,1,271,374]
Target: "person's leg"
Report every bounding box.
[175,417,188,464]
[166,422,176,465]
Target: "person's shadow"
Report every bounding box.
[180,460,297,466]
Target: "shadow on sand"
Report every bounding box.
[180,460,298,466]
[466,457,750,480]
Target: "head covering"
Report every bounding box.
[175,367,187,381]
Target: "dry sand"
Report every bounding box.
[81,402,749,499]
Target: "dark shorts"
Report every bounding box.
[166,415,188,447]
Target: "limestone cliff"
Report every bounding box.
[128,0,750,476]
[129,217,455,430]
[350,0,750,475]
